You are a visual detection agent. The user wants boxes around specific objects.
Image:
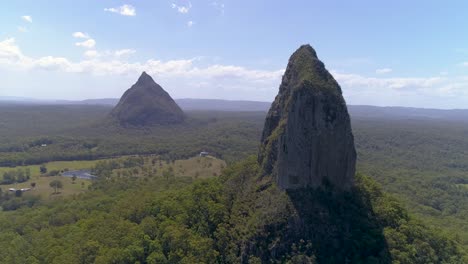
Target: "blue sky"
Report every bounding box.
[1,0,468,108]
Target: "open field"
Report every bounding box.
[0,155,226,200]
[0,175,92,200]
[0,160,105,177]
[113,155,226,179]
[0,159,99,200]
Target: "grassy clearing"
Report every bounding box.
[117,155,226,179]
[0,158,117,200]
[1,175,92,200]
[0,160,107,178]
[0,155,226,200]
[173,156,226,178]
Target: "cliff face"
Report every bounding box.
[258,45,356,190]
[110,72,185,126]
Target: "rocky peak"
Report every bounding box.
[258,44,356,190]
[110,72,185,126]
[136,71,153,84]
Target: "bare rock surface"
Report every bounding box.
[258,44,356,190]
[110,72,185,126]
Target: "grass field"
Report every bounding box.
[0,160,107,178]
[0,155,226,200]
[1,175,92,200]
[0,160,102,200]
[118,155,226,179]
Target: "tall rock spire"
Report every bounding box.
[258,44,356,190]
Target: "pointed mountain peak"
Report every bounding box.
[110,72,185,126]
[259,44,356,190]
[136,71,155,85]
[281,44,340,94]
[293,44,317,58]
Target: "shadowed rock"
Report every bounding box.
[110,72,185,126]
[258,44,356,190]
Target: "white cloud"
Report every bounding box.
[72,32,89,39]
[376,68,392,74]
[333,71,443,91]
[114,49,136,57]
[461,62,468,67]
[3,37,468,104]
[0,38,24,60]
[18,26,28,33]
[172,2,192,14]
[84,50,99,58]
[0,38,269,74]
[329,71,468,108]
[75,39,96,49]
[104,4,136,16]
[0,38,283,97]
[33,56,73,71]
[21,15,32,23]
[187,21,194,27]
[83,49,136,59]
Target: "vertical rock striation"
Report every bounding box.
[258,44,356,190]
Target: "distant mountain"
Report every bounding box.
[0,96,37,101]
[0,97,119,106]
[348,105,468,122]
[3,95,468,122]
[110,72,185,126]
[80,98,119,105]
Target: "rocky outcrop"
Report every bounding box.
[258,44,356,190]
[110,72,185,126]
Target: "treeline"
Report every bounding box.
[0,187,40,211]
[0,157,465,263]
[1,168,31,184]
[0,110,264,167]
[353,117,468,248]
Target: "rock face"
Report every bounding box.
[110,72,185,126]
[258,45,356,190]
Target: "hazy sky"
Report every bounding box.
[1,0,468,108]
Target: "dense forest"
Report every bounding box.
[0,157,465,263]
[0,104,467,261]
[0,105,264,166]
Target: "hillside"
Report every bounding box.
[110,72,185,126]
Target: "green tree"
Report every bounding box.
[49,180,63,194]
[163,167,174,181]
[71,175,77,184]
[40,165,47,174]
[2,172,15,184]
